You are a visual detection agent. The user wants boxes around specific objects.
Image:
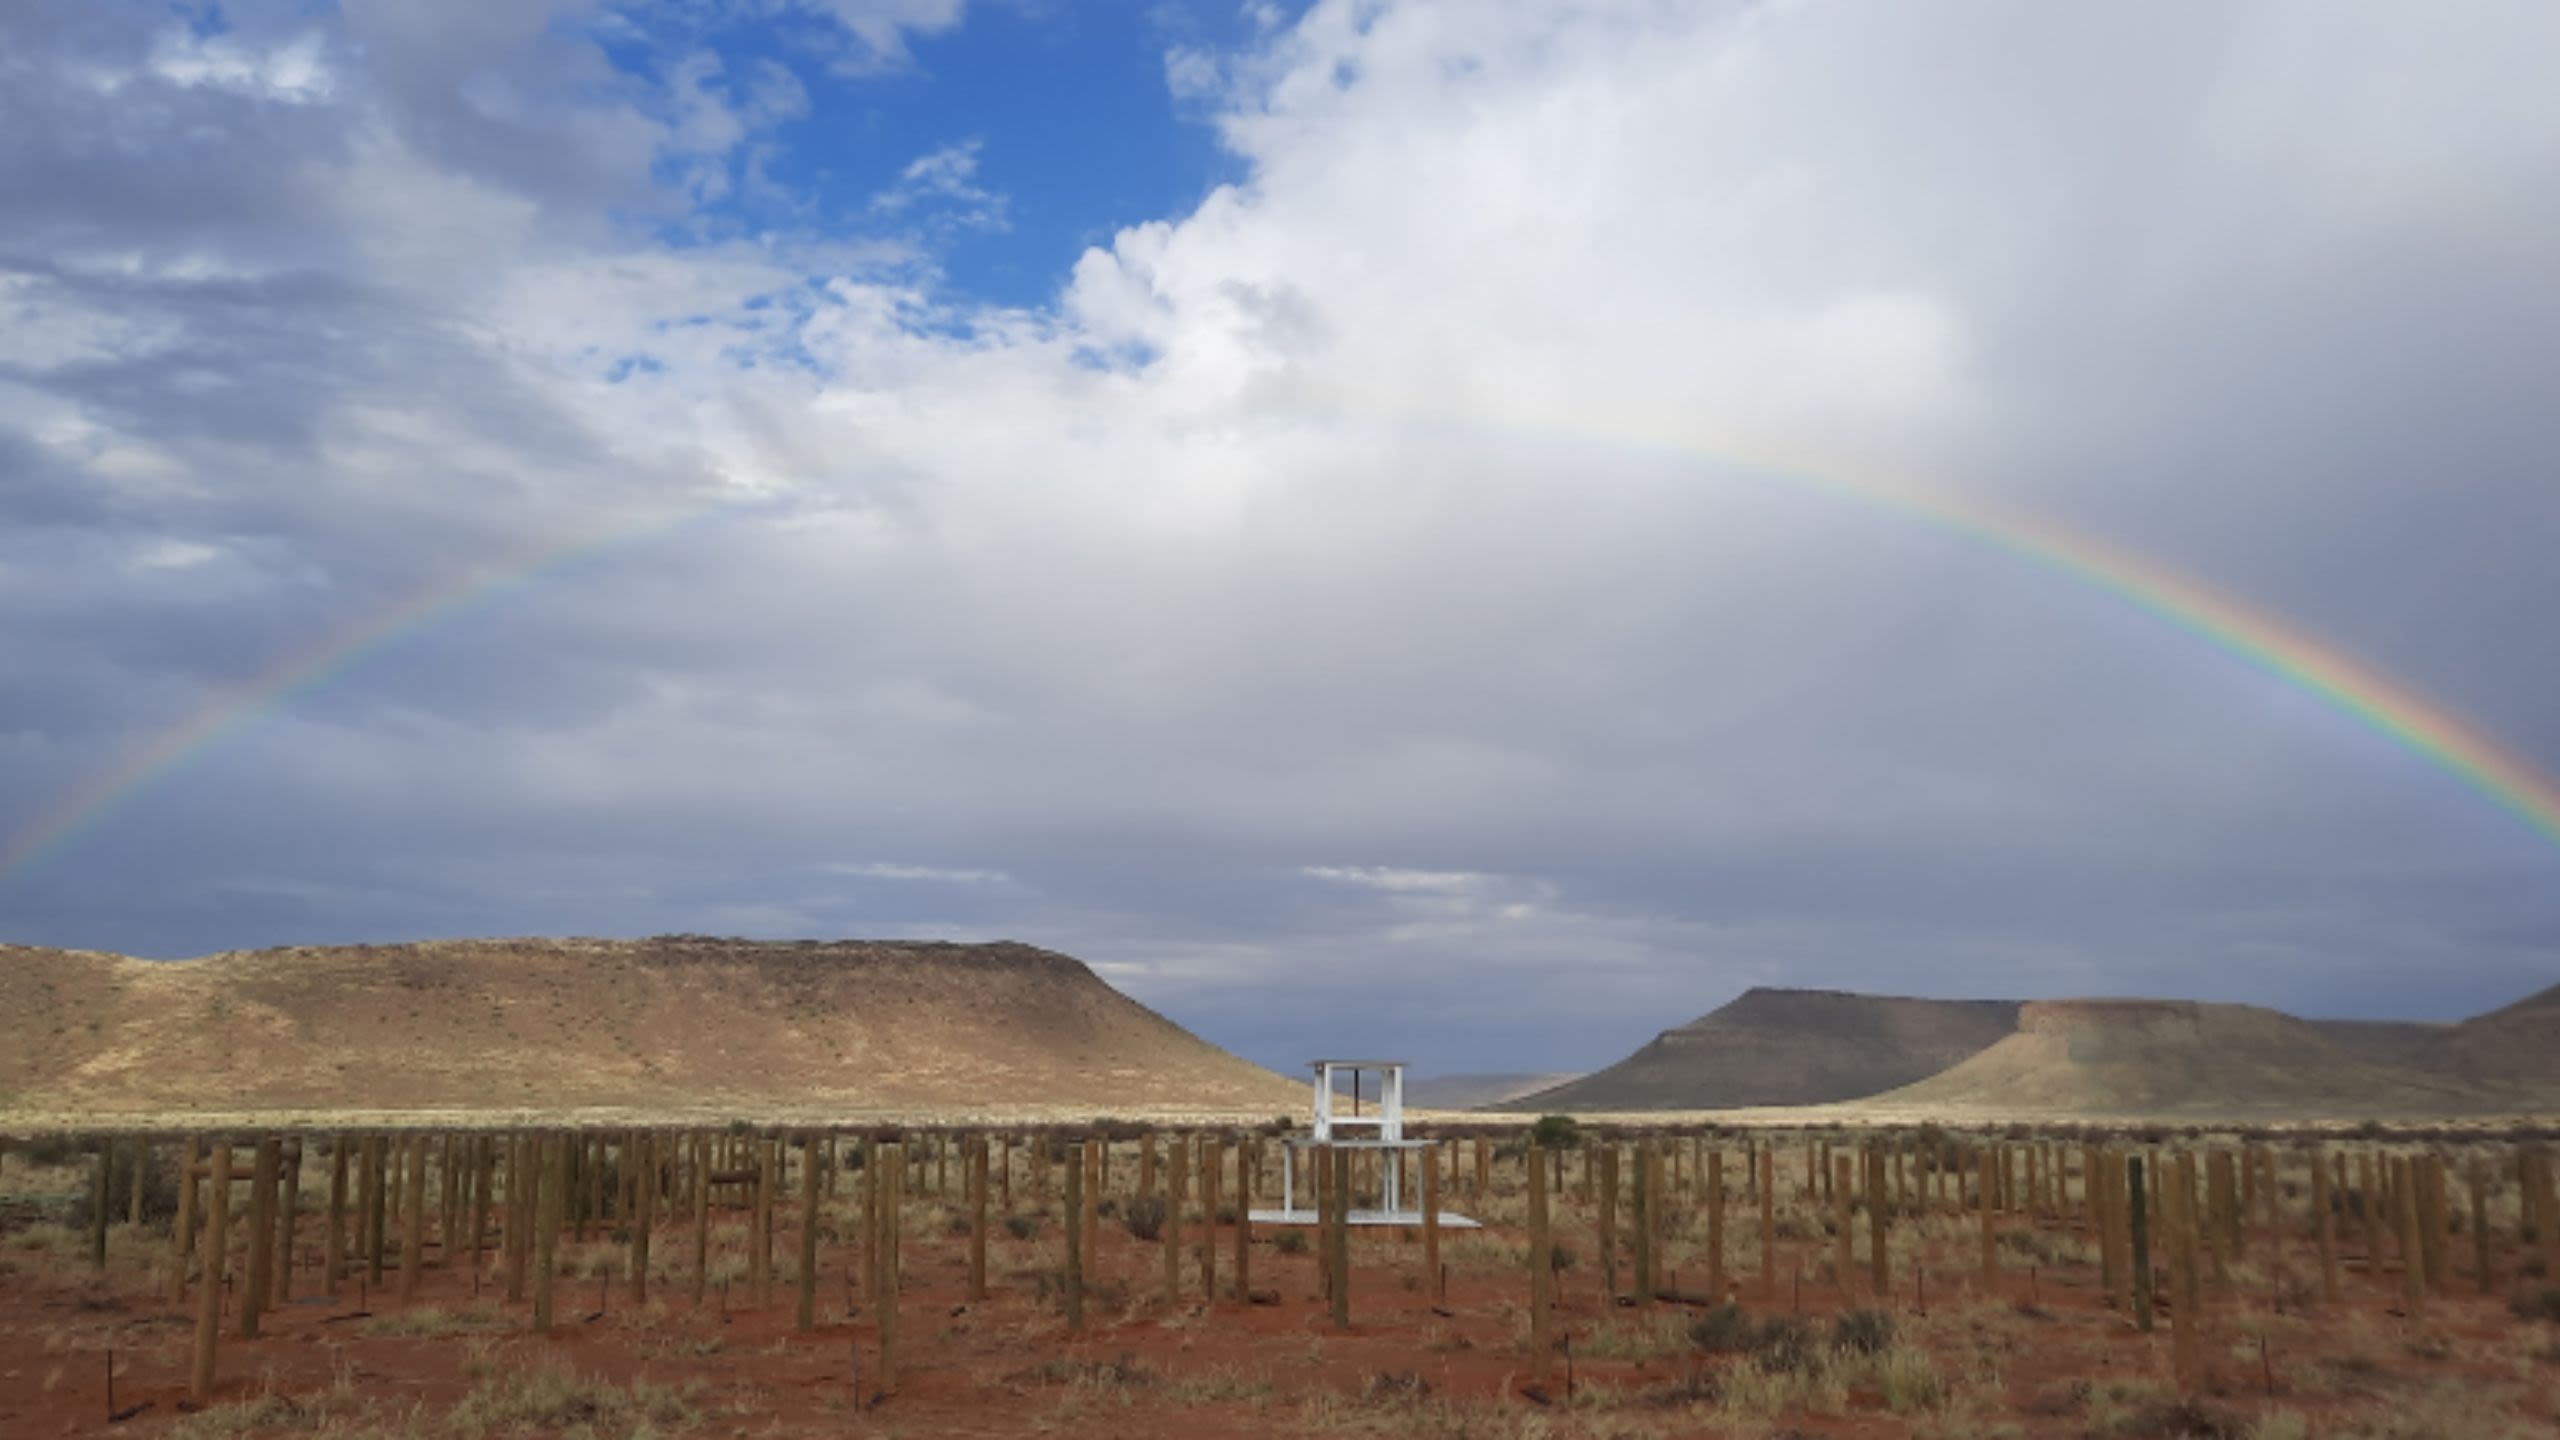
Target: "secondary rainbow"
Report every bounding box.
[6,419,2558,884]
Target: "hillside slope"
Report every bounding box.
[0,936,1302,1120]
[1867,999,2494,1118]
[1503,988,2021,1112]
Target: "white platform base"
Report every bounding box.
[1248,1207,1483,1229]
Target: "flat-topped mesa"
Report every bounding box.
[2017,997,2211,1037]
[0,936,1302,1119]
[1500,986,2022,1112]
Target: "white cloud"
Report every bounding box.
[826,862,1016,885]
[871,139,1008,231]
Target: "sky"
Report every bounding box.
[4,0,2558,1078]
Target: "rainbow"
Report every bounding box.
[0,492,779,882]
[5,416,2557,886]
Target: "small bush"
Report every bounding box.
[1832,1307,1894,1356]
[1122,1194,1168,1242]
[1273,1229,1309,1256]
[1750,1314,1824,1375]
[1002,1215,1039,1240]
[2509,1287,2560,1323]
[1529,1115,1583,1151]
[1548,1241,1576,1272]
[1688,1302,1753,1354]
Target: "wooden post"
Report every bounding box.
[1139,1132,1156,1197]
[622,1132,650,1305]
[2394,1156,2424,1316]
[1421,1147,1440,1305]
[189,1143,232,1406]
[363,1134,388,1287]
[468,1136,492,1281]
[969,1134,989,1303]
[2127,1154,2153,1333]
[1063,1139,1084,1332]
[1234,1136,1254,1303]
[756,1138,778,1308]
[2468,1154,2493,1295]
[1978,1145,1997,1288]
[791,1135,818,1331]
[322,1137,348,1298]
[87,1141,110,1270]
[1329,1146,1352,1330]
[533,1135,561,1333]
[2168,1154,2201,1391]
[1163,1133,1185,1308]
[241,1136,277,1337]
[1707,1147,1727,1298]
[1866,1145,1888,1298]
[1631,1142,1655,1307]
[399,1135,428,1304]
[2095,1149,2122,1307]
[2418,1153,2448,1294]
[2312,1148,2337,1304]
[275,1138,302,1302]
[1199,1133,1219,1304]
[1527,1140,1551,1391]
[1598,1144,1619,1301]
[1083,1140,1102,1287]
[1759,1145,1777,1301]
[878,1143,900,1391]
[128,1137,148,1229]
[690,1135,711,1306]
[171,1136,202,1303]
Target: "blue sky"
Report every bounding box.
[606,1,1273,309]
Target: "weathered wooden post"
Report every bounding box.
[1631,1141,1655,1307]
[1833,1152,1855,1288]
[362,1134,388,1288]
[241,1136,277,1337]
[1421,1143,1441,1304]
[878,1143,901,1391]
[1707,1145,1728,1298]
[690,1135,711,1307]
[1062,1139,1085,1332]
[1866,1145,1888,1298]
[628,1132,655,1305]
[1329,1145,1352,1330]
[2168,1154,2201,1391]
[2127,1154,2153,1333]
[2394,1156,2425,1316]
[2467,1154,2492,1295]
[1163,1132,1186,1308]
[1759,1145,1777,1300]
[1978,1144,1997,1288]
[468,1135,492,1281]
[1083,1140,1102,1283]
[189,1142,232,1406]
[399,1134,428,1304]
[1235,1136,1255,1302]
[1199,1133,1220,1304]
[87,1139,111,1271]
[1527,1137,1552,1393]
[2311,1148,2337,1303]
[1597,1143,1620,1300]
[790,1134,817,1331]
[533,1135,563,1333]
[966,1133,989,1303]
[755,1138,778,1308]
[275,1137,303,1301]
[171,1136,203,1303]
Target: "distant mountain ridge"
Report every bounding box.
[1496,988,2023,1111]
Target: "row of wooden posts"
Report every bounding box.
[29,1127,2559,1409]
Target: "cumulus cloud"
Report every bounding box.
[4,0,2557,1073]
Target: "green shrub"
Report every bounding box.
[1529,1116,1582,1151]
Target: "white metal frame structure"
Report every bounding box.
[1252,1059,1479,1229]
